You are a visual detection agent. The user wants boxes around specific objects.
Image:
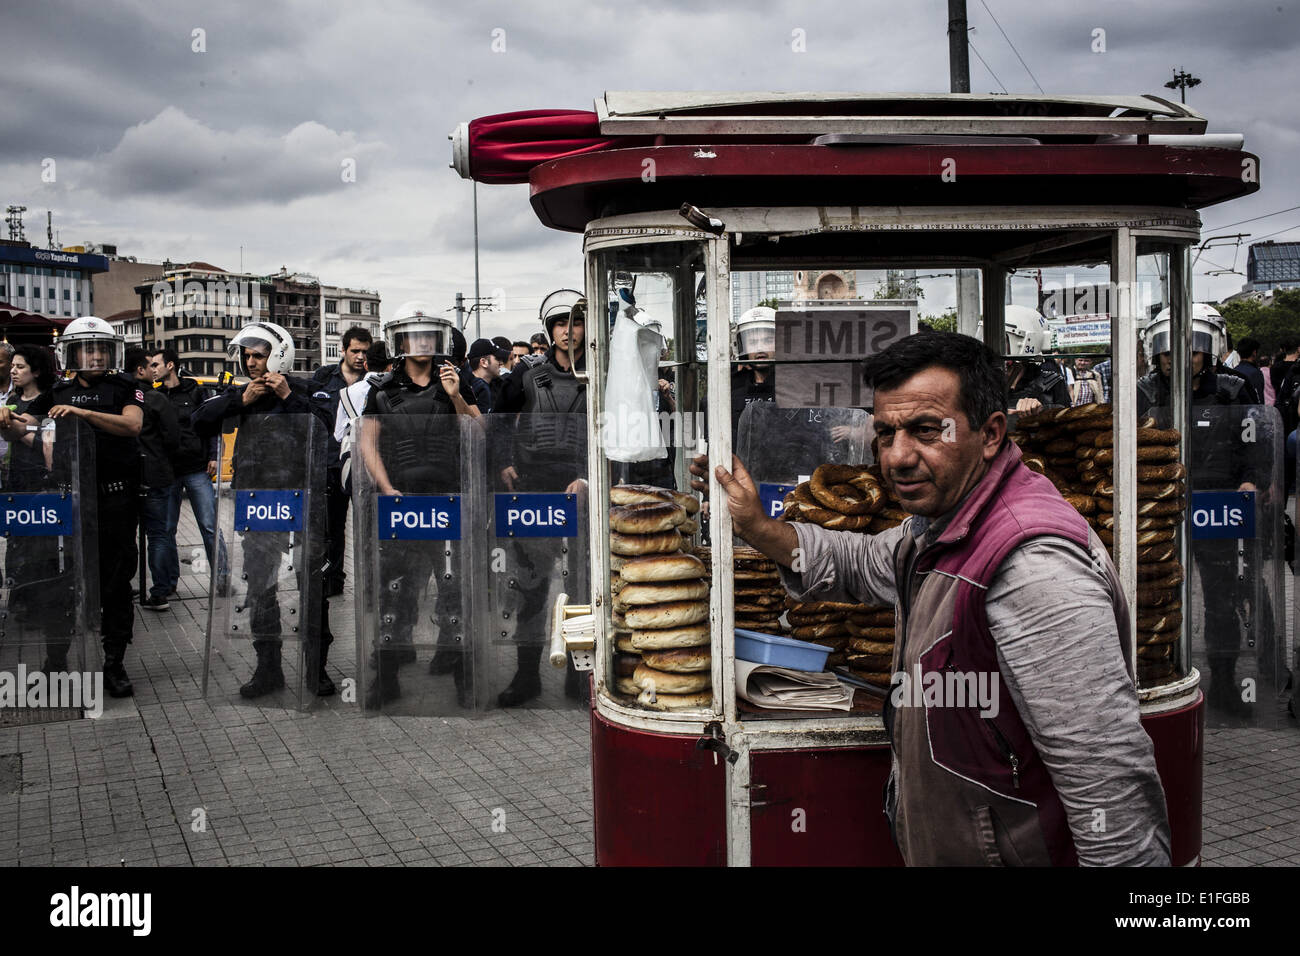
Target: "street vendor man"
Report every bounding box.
[705,330,1170,866]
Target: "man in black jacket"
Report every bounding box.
[128,348,181,610]
[146,347,217,602]
[310,325,371,598]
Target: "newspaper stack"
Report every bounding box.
[735,659,855,712]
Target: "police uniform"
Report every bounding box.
[495,346,588,705]
[1138,367,1265,716]
[27,373,143,693]
[363,363,477,707]
[193,377,332,698]
[730,367,775,437]
[1008,361,1070,409]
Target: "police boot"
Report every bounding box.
[365,652,401,710]
[497,644,543,708]
[1209,659,1251,721]
[102,644,134,699]
[316,640,336,697]
[42,643,70,677]
[240,641,285,699]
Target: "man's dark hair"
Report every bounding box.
[149,346,179,370]
[1281,336,1300,354]
[13,344,56,391]
[861,330,1008,431]
[1237,337,1260,362]
[491,335,512,351]
[124,347,149,377]
[512,340,529,351]
[342,326,373,350]
[366,340,392,371]
[529,332,549,347]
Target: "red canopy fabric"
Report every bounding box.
[466,109,648,184]
[0,302,72,331]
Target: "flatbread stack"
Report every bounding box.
[730,546,789,634]
[608,485,711,710]
[778,463,894,532]
[1014,407,1186,687]
[843,603,897,686]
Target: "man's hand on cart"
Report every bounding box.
[1013,397,1042,415]
[713,455,800,568]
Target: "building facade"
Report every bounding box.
[0,240,107,319]
[136,263,271,378]
[320,284,381,365]
[1244,241,1300,294]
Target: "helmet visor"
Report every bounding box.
[66,338,122,373]
[737,325,775,358]
[1148,329,1215,357]
[391,326,449,359]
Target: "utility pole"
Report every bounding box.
[949,0,982,338]
[473,181,482,341]
[454,292,466,331]
[1164,68,1201,104]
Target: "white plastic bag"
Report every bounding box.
[602,311,667,462]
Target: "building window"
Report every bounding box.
[326,344,340,359]
[325,299,337,313]
[16,285,23,296]
[325,321,338,334]
[369,302,378,316]
[63,289,70,300]
[349,301,361,314]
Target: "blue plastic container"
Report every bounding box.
[734,628,832,672]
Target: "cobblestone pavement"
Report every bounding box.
[1,512,1297,866]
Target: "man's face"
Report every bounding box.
[1075,357,1092,371]
[406,330,440,357]
[147,354,171,383]
[484,354,501,377]
[532,340,547,355]
[552,317,584,353]
[244,347,269,378]
[344,339,369,371]
[510,345,528,368]
[1158,352,1206,377]
[872,366,1004,519]
[80,341,112,374]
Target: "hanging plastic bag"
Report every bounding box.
[602,310,667,462]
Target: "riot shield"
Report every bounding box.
[1183,404,1286,728]
[202,413,327,711]
[0,418,97,719]
[482,412,589,710]
[736,403,873,522]
[352,413,484,716]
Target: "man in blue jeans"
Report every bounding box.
[145,348,218,606]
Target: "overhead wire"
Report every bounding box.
[967,35,1008,93]
[980,0,1044,93]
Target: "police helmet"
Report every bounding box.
[57,316,124,374]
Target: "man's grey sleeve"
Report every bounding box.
[775,521,905,608]
[985,539,1172,867]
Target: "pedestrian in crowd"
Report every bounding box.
[147,348,219,575]
[1234,337,1265,405]
[1139,313,1260,721]
[334,340,394,495]
[705,330,1170,865]
[359,301,480,709]
[1271,337,1298,395]
[494,290,588,706]
[1258,352,1276,407]
[310,325,372,597]
[0,318,144,697]
[509,341,530,371]
[1071,354,1103,406]
[127,347,181,611]
[194,322,335,698]
[490,335,514,369]
[1,345,52,483]
[468,337,508,413]
[529,331,549,355]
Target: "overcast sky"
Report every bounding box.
[2,0,1296,340]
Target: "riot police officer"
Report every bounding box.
[494,290,588,706]
[730,306,776,436]
[1002,305,1069,413]
[7,317,143,697]
[1139,305,1259,718]
[359,301,480,709]
[194,322,333,699]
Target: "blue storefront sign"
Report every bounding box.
[494,493,577,538]
[0,493,75,537]
[378,494,462,540]
[759,482,797,519]
[236,490,304,532]
[1190,490,1255,540]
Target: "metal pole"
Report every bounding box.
[473,182,481,341]
[948,0,970,93]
